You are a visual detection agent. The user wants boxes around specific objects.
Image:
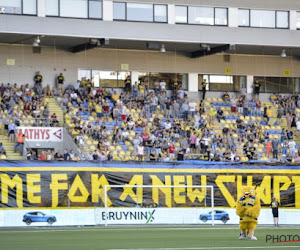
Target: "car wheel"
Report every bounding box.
[221,217,228,224]
[201,217,208,222]
[25,219,32,225]
[47,218,54,225]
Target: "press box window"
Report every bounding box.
[175,6,187,23]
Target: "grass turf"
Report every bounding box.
[0,225,300,250]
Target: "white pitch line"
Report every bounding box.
[110,247,300,250]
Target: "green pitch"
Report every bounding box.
[0,225,300,250]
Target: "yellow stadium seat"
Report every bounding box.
[0,155,7,159]
[119,150,125,156]
[90,145,96,151]
[116,146,122,151]
[86,140,92,145]
[128,146,134,151]
[109,146,115,150]
[125,141,131,146]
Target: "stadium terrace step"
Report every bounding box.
[45,98,64,125]
[0,135,25,160]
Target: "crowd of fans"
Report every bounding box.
[57,76,300,163]
[2,71,300,163]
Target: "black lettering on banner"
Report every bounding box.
[141,212,147,220]
[266,235,272,243]
[0,165,299,209]
[109,212,115,220]
[279,235,287,242]
[293,235,300,241]
[130,212,136,220]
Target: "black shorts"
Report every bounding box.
[272,208,278,218]
[9,130,14,135]
[190,144,196,149]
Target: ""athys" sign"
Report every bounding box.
[16,127,63,142]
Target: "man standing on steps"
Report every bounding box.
[56,73,65,96]
[201,79,207,100]
[14,131,24,156]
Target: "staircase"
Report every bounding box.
[45,98,64,126]
[0,134,24,160]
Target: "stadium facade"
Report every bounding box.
[0,0,300,97]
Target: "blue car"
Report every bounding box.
[200,210,230,224]
[23,212,57,225]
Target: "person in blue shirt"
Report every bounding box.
[8,121,15,143]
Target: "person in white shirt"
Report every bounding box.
[288,139,296,158]
[164,120,172,130]
[70,91,78,101]
[127,120,135,130]
[296,118,300,131]
[189,100,196,117]
[74,80,80,90]
[160,80,166,92]
[178,88,185,99]
[121,128,129,141]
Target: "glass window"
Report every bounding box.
[113,2,125,20]
[46,0,58,16]
[276,11,288,28]
[23,0,36,15]
[89,0,102,19]
[154,5,167,23]
[127,3,153,22]
[0,0,21,14]
[215,8,227,25]
[148,73,188,90]
[297,12,300,29]
[175,6,187,23]
[117,72,131,88]
[92,70,100,88]
[254,76,294,93]
[78,69,91,82]
[60,0,88,18]
[250,10,275,28]
[238,9,249,26]
[188,7,214,25]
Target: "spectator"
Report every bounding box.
[222,91,230,102]
[37,150,46,160]
[0,143,6,156]
[137,143,144,161]
[168,142,176,160]
[188,100,196,118]
[181,101,189,121]
[266,140,272,158]
[34,71,43,89]
[253,80,261,97]
[14,131,24,156]
[288,139,296,159]
[201,79,207,100]
[272,139,279,159]
[217,108,225,122]
[63,149,70,161]
[8,120,16,143]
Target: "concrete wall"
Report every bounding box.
[1,44,300,91]
[24,128,80,155]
